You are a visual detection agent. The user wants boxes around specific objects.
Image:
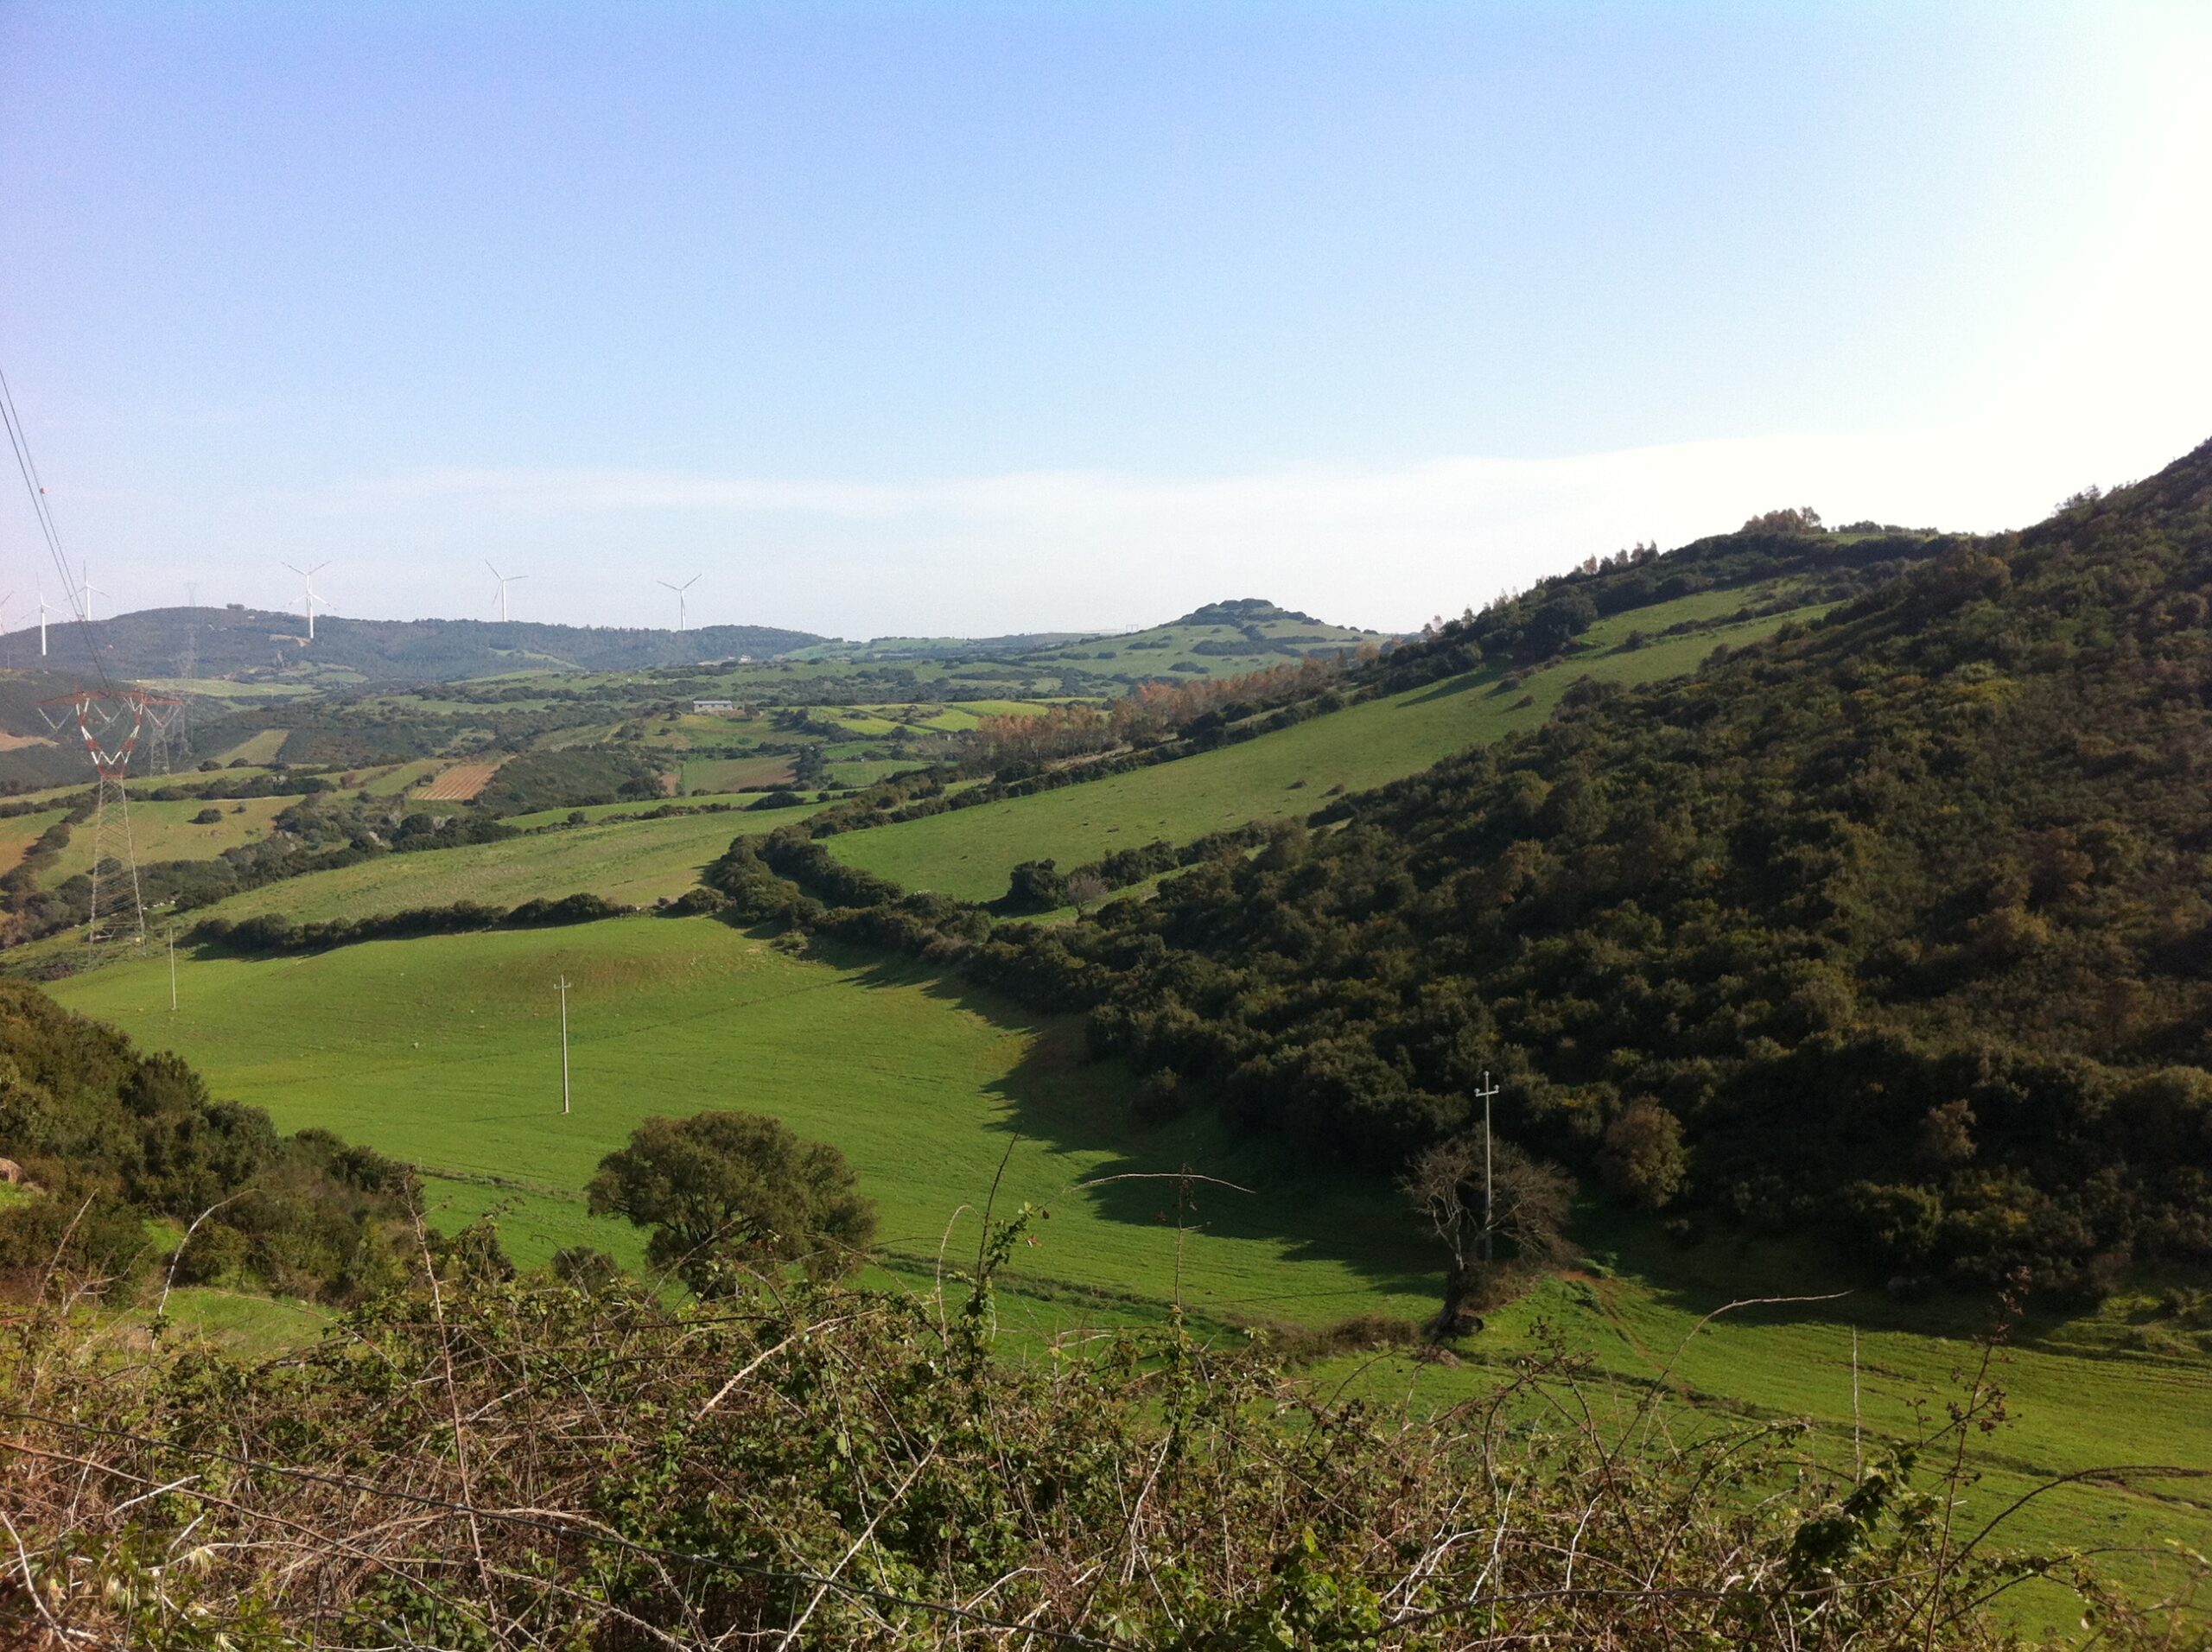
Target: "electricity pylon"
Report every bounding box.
[39,688,183,959]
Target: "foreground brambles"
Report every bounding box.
[1,1225,2202,1649]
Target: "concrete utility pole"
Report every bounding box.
[1474,1070,1501,1263]
[556,975,572,1115]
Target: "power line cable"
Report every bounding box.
[0,359,115,693]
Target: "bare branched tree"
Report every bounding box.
[1402,1135,1574,1336]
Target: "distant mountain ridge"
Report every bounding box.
[0,596,1386,687]
[0,607,830,683]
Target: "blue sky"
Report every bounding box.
[3,2,2207,638]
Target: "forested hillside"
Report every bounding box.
[1024,444,2212,1297]
[718,443,2212,1301]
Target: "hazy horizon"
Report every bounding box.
[5,2,2209,639]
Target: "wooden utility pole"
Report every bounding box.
[1474,1071,1501,1262]
[556,975,572,1115]
[168,926,178,1013]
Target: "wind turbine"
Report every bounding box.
[78,562,107,623]
[658,575,700,633]
[37,589,53,657]
[283,561,329,642]
[486,561,526,622]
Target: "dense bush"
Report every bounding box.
[0,1241,2182,1648]
[473,748,668,816]
[191,892,630,956]
[0,981,414,1300]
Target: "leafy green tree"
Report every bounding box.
[1599,1100,1690,1209]
[999,859,1067,913]
[588,1111,877,1293]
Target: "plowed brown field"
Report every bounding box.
[415,761,501,801]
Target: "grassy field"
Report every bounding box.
[0,808,66,874]
[49,916,2210,1619]
[173,810,761,924]
[210,728,289,766]
[500,797,810,830]
[830,594,1821,902]
[360,758,446,796]
[821,758,918,789]
[681,753,793,793]
[52,919,1434,1325]
[40,795,302,886]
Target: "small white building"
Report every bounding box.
[692,698,737,714]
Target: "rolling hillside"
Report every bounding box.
[828,586,1820,902]
[2,607,829,683]
[1020,596,1383,681]
[868,438,2212,1307]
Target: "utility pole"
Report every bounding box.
[556,975,571,1115]
[168,926,178,1013]
[1474,1070,1501,1263]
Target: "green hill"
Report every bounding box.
[895,437,2212,1305]
[1018,596,1385,682]
[827,584,1821,903]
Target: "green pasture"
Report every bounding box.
[3,768,289,812]
[1306,1219,2212,1626]
[860,701,1058,734]
[50,915,2209,1616]
[0,808,66,874]
[134,678,323,702]
[824,710,904,736]
[40,795,302,886]
[53,920,1436,1328]
[145,1288,335,1357]
[500,797,791,830]
[210,728,289,766]
[535,720,626,752]
[822,758,918,790]
[178,810,765,924]
[830,597,1825,902]
[360,758,446,796]
[682,753,794,794]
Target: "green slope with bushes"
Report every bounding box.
[827,587,1828,903]
[796,440,2212,1303]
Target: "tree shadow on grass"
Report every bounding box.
[1567,1198,2070,1350]
[810,936,1443,1321]
[1397,668,1497,707]
[798,937,2057,1347]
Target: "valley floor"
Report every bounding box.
[54,913,2212,1632]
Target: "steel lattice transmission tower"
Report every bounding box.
[38,687,183,957]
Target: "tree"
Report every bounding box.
[1000,860,1067,913]
[588,1111,877,1293]
[1523,592,1599,656]
[1740,505,1824,533]
[1402,1136,1574,1337]
[1064,872,1110,913]
[1599,1100,1689,1209]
